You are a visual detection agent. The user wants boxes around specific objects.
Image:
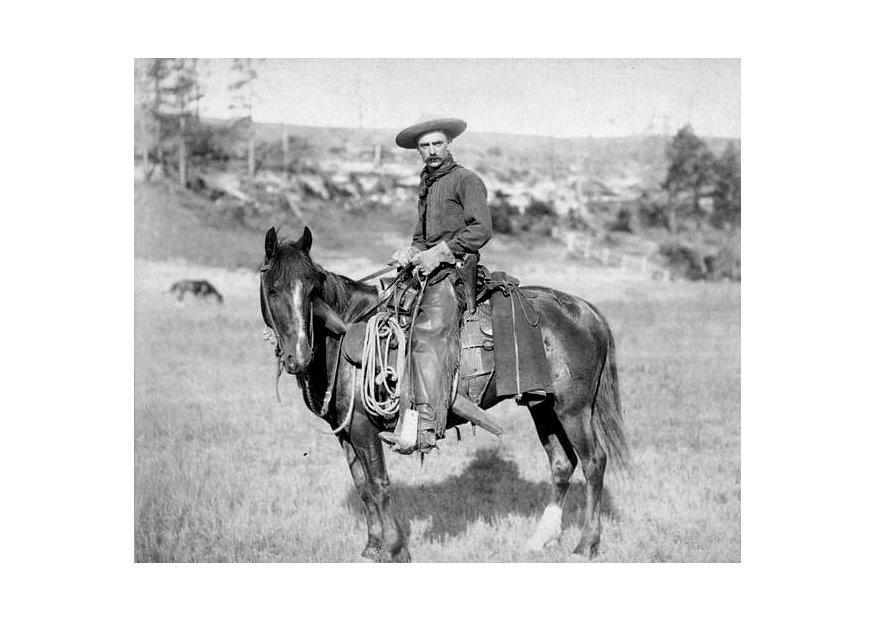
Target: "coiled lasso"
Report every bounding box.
[360,311,407,419]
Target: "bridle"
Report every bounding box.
[260,263,315,399]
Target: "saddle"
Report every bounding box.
[342,267,554,408]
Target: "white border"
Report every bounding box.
[5,1,873,618]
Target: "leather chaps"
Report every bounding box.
[408,277,462,438]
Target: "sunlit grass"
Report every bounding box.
[135,259,739,562]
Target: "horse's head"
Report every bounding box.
[260,226,326,374]
[260,226,349,375]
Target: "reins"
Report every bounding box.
[259,266,286,403]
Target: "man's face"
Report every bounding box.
[417,131,451,169]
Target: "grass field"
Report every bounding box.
[135,247,740,562]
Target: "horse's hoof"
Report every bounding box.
[361,543,383,562]
[524,537,547,553]
[572,541,599,559]
[524,537,558,553]
[391,547,411,563]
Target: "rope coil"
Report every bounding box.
[360,311,407,419]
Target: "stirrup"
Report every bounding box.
[378,408,419,453]
[378,408,436,455]
[377,432,435,455]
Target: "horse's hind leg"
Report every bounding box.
[525,399,578,552]
[557,393,607,559]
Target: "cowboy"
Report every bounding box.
[378,116,492,454]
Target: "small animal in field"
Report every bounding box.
[169,279,224,304]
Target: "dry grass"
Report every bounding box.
[135,250,739,563]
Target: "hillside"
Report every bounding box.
[244,119,735,186]
[134,175,669,297]
[138,118,740,281]
[135,180,266,270]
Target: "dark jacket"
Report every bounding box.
[412,161,492,258]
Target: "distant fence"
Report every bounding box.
[551,229,673,282]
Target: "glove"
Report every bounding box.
[392,245,421,267]
[411,241,454,276]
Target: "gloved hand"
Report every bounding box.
[392,245,421,267]
[411,241,454,276]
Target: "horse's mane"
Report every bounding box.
[271,240,376,317]
[319,268,356,306]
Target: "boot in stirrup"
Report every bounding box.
[378,407,437,455]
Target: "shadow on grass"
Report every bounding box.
[345,447,616,543]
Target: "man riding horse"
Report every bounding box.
[378,116,492,455]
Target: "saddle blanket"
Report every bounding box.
[487,282,554,400]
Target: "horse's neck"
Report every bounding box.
[321,270,379,322]
[298,268,377,414]
[298,326,332,414]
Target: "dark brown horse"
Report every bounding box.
[260,226,629,561]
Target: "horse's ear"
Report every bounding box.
[297,226,313,254]
[265,227,278,259]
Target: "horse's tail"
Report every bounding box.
[590,306,631,472]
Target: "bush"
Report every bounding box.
[490,202,519,234]
[256,136,313,174]
[526,199,557,221]
[659,238,741,281]
[607,207,634,233]
[522,199,558,236]
[637,198,670,230]
[565,207,591,232]
[705,239,741,281]
[658,241,708,280]
[187,123,238,164]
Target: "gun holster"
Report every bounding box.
[457,253,479,316]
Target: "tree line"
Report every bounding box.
[661,125,740,232]
[135,58,262,186]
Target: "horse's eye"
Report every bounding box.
[267,287,277,296]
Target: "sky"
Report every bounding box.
[197,58,740,139]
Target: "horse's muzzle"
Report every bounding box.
[282,350,313,375]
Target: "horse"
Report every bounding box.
[259,226,629,562]
[169,279,224,303]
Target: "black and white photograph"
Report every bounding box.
[11,1,875,615]
[133,58,741,563]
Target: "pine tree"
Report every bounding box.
[663,125,716,233]
[163,59,202,188]
[134,59,202,186]
[134,59,170,181]
[229,59,260,177]
[712,142,741,229]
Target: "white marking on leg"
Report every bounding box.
[525,503,563,551]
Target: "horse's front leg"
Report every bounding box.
[347,410,410,563]
[338,437,385,561]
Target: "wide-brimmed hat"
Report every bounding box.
[395,116,467,149]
